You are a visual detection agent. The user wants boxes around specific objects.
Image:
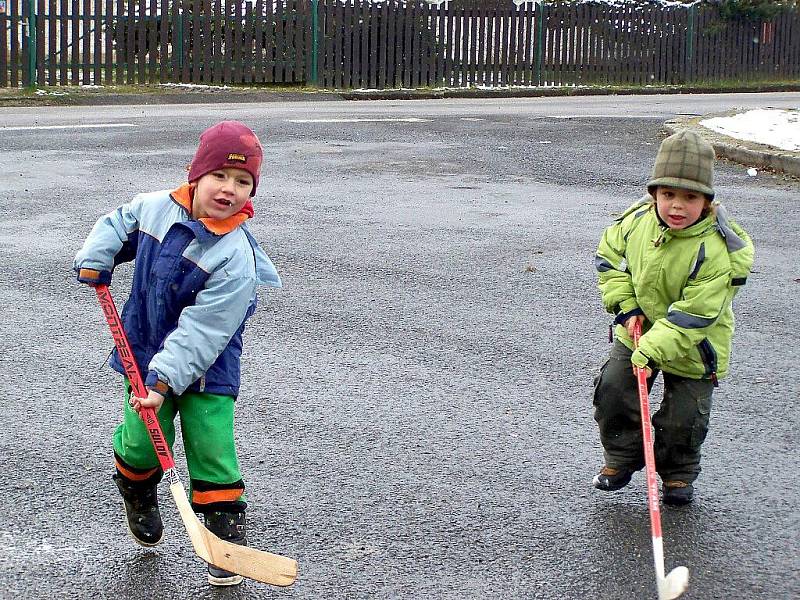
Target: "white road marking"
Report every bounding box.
[522,114,666,119]
[0,123,138,131]
[287,118,431,123]
[287,115,665,125]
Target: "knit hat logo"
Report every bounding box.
[647,130,716,200]
[188,121,263,196]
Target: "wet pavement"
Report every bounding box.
[0,93,798,599]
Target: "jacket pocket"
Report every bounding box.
[691,392,713,448]
[697,338,719,386]
[680,378,713,448]
[592,359,610,408]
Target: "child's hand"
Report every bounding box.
[624,314,645,339]
[633,364,653,379]
[129,389,165,413]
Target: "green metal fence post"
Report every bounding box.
[26,0,36,86]
[311,0,319,86]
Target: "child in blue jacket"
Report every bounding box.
[74,121,281,586]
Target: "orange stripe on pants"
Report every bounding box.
[192,488,244,505]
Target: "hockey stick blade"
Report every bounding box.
[170,479,298,587]
[659,566,689,600]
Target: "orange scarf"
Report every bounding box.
[170,183,253,235]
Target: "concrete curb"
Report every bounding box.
[342,83,800,101]
[1,82,800,107]
[664,114,800,178]
[0,88,345,107]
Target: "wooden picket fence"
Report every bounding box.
[2,0,799,89]
[0,0,312,87]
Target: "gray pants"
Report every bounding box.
[593,341,714,483]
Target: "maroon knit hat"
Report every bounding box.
[188,121,263,196]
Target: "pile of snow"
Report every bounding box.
[428,0,699,6]
[159,83,234,91]
[700,109,800,152]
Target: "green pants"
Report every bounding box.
[113,381,246,511]
[592,341,714,483]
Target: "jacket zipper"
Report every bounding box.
[697,339,719,387]
[653,227,668,247]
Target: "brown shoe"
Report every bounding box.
[662,480,694,505]
[593,466,634,491]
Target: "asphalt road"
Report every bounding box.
[0,93,798,600]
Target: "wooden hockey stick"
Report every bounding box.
[94,284,298,587]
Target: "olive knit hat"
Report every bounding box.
[188,121,263,196]
[647,130,716,200]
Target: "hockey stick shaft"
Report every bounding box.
[632,322,663,546]
[95,284,175,472]
[93,284,298,586]
[632,321,688,600]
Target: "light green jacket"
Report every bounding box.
[595,198,754,381]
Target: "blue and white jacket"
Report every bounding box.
[74,184,281,397]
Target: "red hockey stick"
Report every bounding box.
[632,320,688,600]
[94,284,297,586]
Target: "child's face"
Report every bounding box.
[654,186,709,230]
[192,168,254,220]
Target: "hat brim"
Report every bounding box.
[647,177,714,199]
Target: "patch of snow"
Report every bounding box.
[514,0,701,6]
[158,83,234,90]
[432,0,700,5]
[700,109,800,152]
[0,531,90,565]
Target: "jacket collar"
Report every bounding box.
[169,183,253,236]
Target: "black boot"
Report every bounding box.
[205,511,247,586]
[593,466,635,491]
[113,474,164,546]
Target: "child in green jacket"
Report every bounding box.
[592,130,754,505]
